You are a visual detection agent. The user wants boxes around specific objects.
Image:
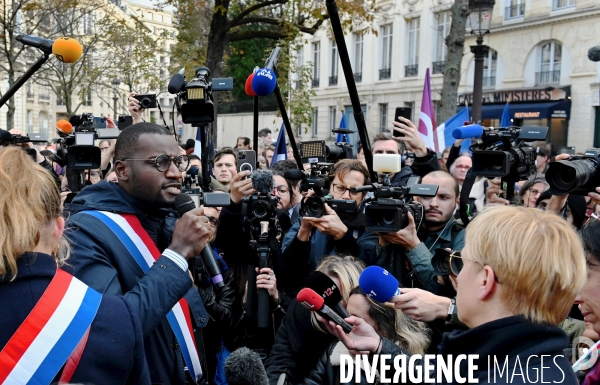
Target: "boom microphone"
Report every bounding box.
[359,266,401,303]
[588,46,600,62]
[305,271,350,318]
[56,119,73,135]
[250,169,274,195]
[297,288,353,333]
[168,68,186,94]
[251,68,277,96]
[174,194,224,288]
[452,124,484,140]
[16,35,82,63]
[224,347,269,385]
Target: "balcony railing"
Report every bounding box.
[535,70,560,86]
[312,78,320,88]
[553,0,575,10]
[354,72,362,82]
[39,93,50,101]
[483,76,496,90]
[505,3,525,20]
[26,91,34,99]
[329,76,338,86]
[432,61,445,74]
[379,68,391,80]
[405,64,418,77]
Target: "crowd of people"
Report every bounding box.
[1,93,600,385]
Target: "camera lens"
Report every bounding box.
[546,159,598,194]
[140,97,152,108]
[380,211,396,226]
[251,201,269,219]
[302,196,325,217]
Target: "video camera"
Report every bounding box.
[352,154,438,233]
[241,170,280,237]
[546,148,600,195]
[169,66,233,125]
[181,165,231,208]
[300,139,353,164]
[0,129,48,161]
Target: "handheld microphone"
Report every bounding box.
[588,46,600,62]
[251,68,277,97]
[297,288,353,333]
[359,266,401,303]
[16,35,83,63]
[452,124,484,140]
[174,194,224,288]
[224,347,269,385]
[245,73,257,96]
[56,119,73,135]
[250,169,274,195]
[305,271,350,318]
[168,68,186,94]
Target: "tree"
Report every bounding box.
[438,0,470,123]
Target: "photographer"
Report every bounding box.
[375,170,465,293]
[7,128,60,187]
[281,160,378,288]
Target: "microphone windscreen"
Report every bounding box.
[185,138,196,150]
[56,119,73,134]
[250,169,274,195]
[283,169,305,181]
[251,68,276,97]
[174,193,196,217]
[52,37,82,63]
[224,347,269,385]
[305,271,343,309]
[69,115,83,127]
[0,129,12,144]
[245,73,257,96]
[452,124,484,140]
[297,288,324,311]
[588,46,600,62]
[168,73,185,94]
[359,266,399,302]
[187,165,199,177]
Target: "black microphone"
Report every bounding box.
[588,46,600,62]
[305,271,350,319]
[224,347,269,385]
[69,114,83,127]
[0,129,12,145]
[250,169,274,195]
[16,34,54,54]
[168,68,186,94]
[174,194,224,288]
[283,169,306,181]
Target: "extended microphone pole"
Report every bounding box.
[0,53,49,108]
[254,95,259,168]
[325,0,376,182]
[273,85,303,167]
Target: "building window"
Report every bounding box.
[379,24,393,80]
[38,111,48,136]
[39,85,50,101]
[297,46,304,67]
[329,107,337,137]
[483,49,498,90]
[433,12,451,74]
[312,108,318,137]
[27,82,34,99]
[536,41,561,86]
[85,89,92,106]
[26,110,33,132]
[296,124,302,137]
[406,18,420,77]
[353,33,363,82]
[311,42,320,88]
[82,13,94,34]
[553,0,575,10]
[329,40,338,86]
[165,16,172,24]
[146,11,153,20]
[379,104,388,133]
[505,0,525,20]
[156,14,163,23]
[404,102,415,123]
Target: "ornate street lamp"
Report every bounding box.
[469,0,495,123]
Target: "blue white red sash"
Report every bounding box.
[82,210,202,381]
[0,269,102,385]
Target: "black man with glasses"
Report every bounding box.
[64,123,215,384]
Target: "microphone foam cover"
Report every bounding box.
[297,288,324,311]
[359,265,399,302]
[250,169,274,195]
[305,271,342,308]
[52,37,83,63]
[251,68,276,97]
[224,347,269,385]
[588,46,600,62]
[0,129,12,143]
[56,119,73,134]
[245,73,256,96]
[452,124,484,140]
[168,73,185,94]
[283,169,305,181]
[174,193,196,217]
[69,115,83,127]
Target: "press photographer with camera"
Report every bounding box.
[4,128,60,187]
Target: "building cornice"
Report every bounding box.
[486,6,600,34]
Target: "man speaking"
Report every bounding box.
[65,123,213,384]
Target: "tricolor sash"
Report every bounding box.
[82,210,202,381]
[0,269,102,385]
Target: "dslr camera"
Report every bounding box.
[133,94,157,109]
[546,149,600,195]
[357,154,438,233]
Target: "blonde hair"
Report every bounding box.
[0,147,66,279]
[465,205,586,325]
[311,255,365,333]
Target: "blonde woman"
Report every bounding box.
[0,147,149,384]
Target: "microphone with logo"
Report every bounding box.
[224,347,269,385]
[174,194,224,288]
[358,265,401,303]
[297,288,353,333]
[305,271,350,318]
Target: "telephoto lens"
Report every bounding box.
[546,149,600,195]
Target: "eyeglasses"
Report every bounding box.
[85,170,100,179]
[449,251,500,282]
[204,215,220,226]
[274,185,290,195]
[123,154,190,172]
[331,183,362,198]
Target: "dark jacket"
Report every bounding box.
[265,300,337,384]
[64,181,210,385]
[390,149,441,187]
[0,253,150,385]
[437,316,578,384]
